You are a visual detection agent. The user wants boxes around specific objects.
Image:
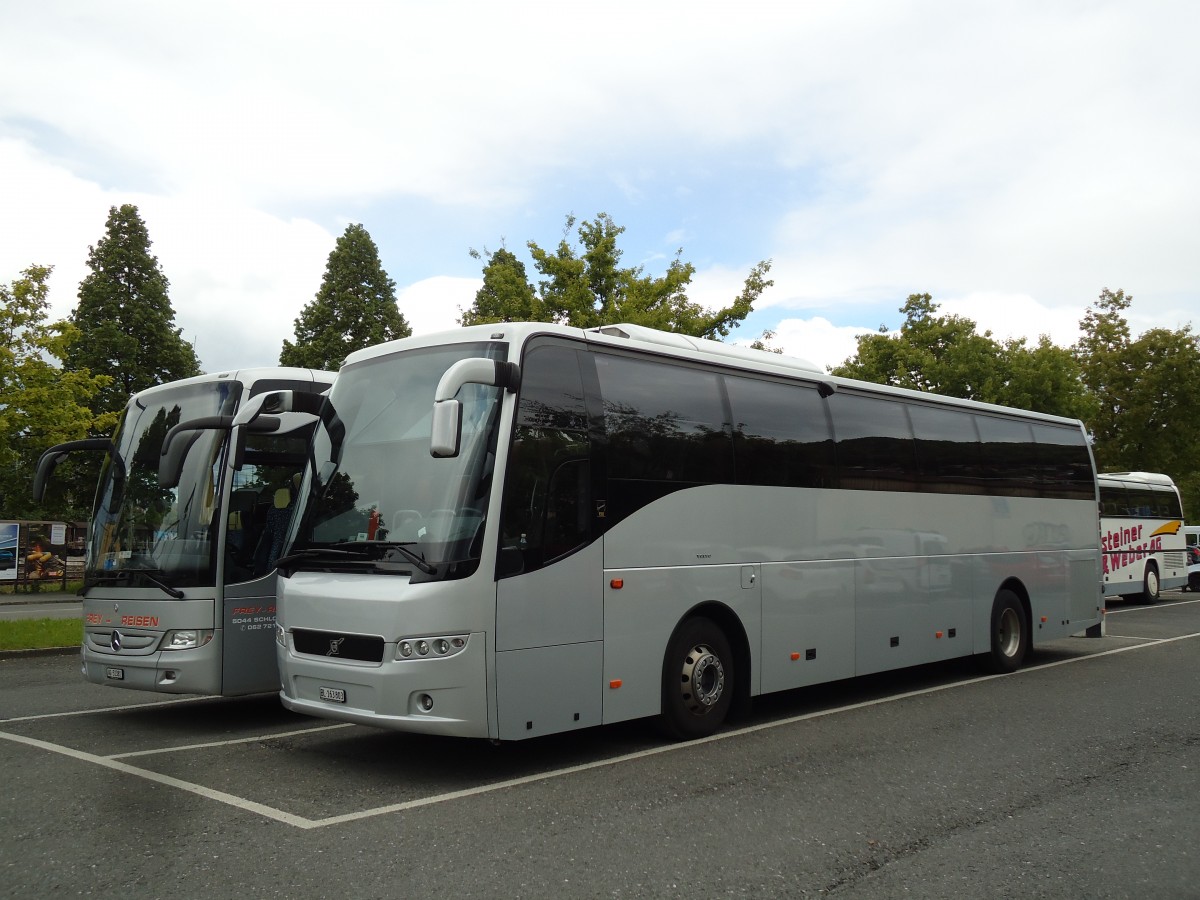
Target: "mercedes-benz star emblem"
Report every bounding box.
[110,631,123,652]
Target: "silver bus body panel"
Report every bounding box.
[81,588,223,694]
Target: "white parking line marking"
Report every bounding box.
[0,730,313,828]
[1104,597,1200,615]
[1,694,216,725]
[4,630,1198,830]
[109,723,353,759]
[306,630,1200,828]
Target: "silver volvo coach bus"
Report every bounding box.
[253,323,1102,740]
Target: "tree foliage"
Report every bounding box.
[65,204,202,414]
[1075,288,1200,516]
[0,266,114,519]
[830,293,1092,419]
[59,204,201,517]
[460,213,771,339]
[280,223,411,370]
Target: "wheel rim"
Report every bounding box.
[997,607,1021,659]
[1146,569,1159,596]
[680,643,725,716]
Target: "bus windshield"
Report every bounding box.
[87,380,241,591]
[287,342,505,582]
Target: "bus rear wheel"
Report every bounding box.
[1141,563,1161,603]
[660,617,734,741]
[982,589,1028,674]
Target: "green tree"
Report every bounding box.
[461,246,544,326]
[280,223,411,369]
[1075,288,1200,515]
[460,213,771,339]
[0,266,114,519]
[831,293,1088,418]
[65,204,202,415]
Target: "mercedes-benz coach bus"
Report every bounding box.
[34,367,334,696]
[1097,471,1186,603]
[253,323,1102,741]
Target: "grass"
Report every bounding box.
[0,579,83,596]
[0,617,82,652]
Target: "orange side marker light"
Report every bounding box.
[609,679,622,689]
[610,578,624,589]
[790,652,801,661]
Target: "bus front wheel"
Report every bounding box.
[982,590,1029,674]
[660,617,734,740]
[1142,563,1160,604]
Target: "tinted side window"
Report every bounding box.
[831,393,918,491]
[1031,422,1095,501]
[976,415,1038,497]
[594,353,733,524]
[725,376,835,488]
[1099,483,1125,516]
[498,344,592,577]
[908,403,981,493]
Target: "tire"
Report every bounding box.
[981,589,1029,674]
[660,617,734,740]
[1141,563,1161,604]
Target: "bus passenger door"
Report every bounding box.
[495,542,604,740]
[222,574,280,696]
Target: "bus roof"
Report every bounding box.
[126,367,336,405]
[342,321,1087,428]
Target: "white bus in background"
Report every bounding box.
[251,323,1102,742]
[1097,472,1187,603]
[35,367,334,696]
[1185,525,1199,549]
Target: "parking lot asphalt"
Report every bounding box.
[2,592,1198,899]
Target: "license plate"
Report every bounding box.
[105,667,125,681]
[318,686,346,703]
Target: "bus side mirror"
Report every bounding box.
[159,415,281,488]
[429,358,519,459]
[33,438,119,502]
[431,400,464,458]
[160,416,233,489]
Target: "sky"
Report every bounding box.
[2,0,1197,375]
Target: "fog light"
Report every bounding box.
[417,640,430,656]
[418,694,434,711]
[399,641,413,658]
[434,638,450,655]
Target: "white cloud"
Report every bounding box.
[399,276,482,337]
[740,317,874,374]
[1,0,1196,384]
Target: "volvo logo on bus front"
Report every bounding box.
[327,637,345,657]
[110,631,123,652]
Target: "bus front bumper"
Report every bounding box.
[277,633,490,739]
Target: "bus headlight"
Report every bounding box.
[275,623,286,647]
[162,629,214,651]
[396,634,468,661]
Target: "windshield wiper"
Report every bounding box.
[328,540,437,576]
[86,570,186,599]
[271,546,374,569]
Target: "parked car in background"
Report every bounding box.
[1185,546,1200,592]
[0,548,14,570]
